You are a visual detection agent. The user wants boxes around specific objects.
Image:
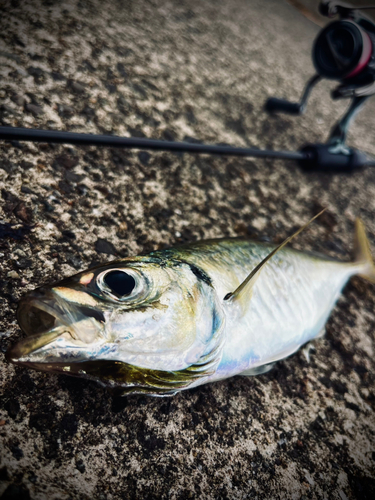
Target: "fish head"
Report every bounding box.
[6,255,225,395]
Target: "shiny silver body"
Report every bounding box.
[171,240,358,386]
[7,229,371,396]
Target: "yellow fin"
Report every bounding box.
[224,209,326,303]
[354,218,375,284]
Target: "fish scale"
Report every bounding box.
[172,238,367,383]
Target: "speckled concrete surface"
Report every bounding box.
[0,0,375,499]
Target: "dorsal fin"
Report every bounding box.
[224,209,326,303]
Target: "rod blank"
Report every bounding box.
[0,126,305,161]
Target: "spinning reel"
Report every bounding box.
[1,1,375,173]
[266,0,375,171]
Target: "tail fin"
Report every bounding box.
[354,218,375,284]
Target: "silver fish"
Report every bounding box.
[6,214,375,396]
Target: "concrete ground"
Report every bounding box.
[0,0,375,498]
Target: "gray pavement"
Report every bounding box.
[0,0,375,499]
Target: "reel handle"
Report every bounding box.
[265,98,303,115]
[265,75,321,117]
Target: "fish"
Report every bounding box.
[6,212,375,396]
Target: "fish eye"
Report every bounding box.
[96,268,147,302]
[103,270,135,298]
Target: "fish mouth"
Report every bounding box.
[6,288,105,364]
[6,291,71,363]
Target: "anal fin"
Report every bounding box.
[302,328,325,362]
[241,362,276,376]
[302,343,316,363]
[315,327,326,339]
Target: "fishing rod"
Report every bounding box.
[0,125,372,173]
[1,1,375,173]
[0,126,305,162]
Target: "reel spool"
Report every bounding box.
[313,20,373,80]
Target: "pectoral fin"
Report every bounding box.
[224,209,325,304]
